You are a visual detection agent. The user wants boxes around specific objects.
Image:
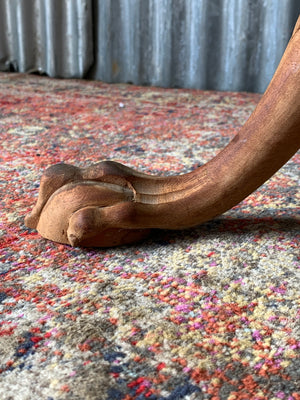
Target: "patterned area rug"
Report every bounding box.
[0,72,299,400]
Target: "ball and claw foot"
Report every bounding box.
[24,161,151,247]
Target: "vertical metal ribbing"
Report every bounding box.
[218,0,249,91]
[0,0,299,91]
[92,0,112,82]
[76,0,93,77]
[42,0,56,76]
[257,0,296,92]
[91,0,299,92]
[184,0,208,89]
[0,0,15,71]
[149,0,172,87]
[0,0,93,78]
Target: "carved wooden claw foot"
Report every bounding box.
[24,162,152,247]
[25,17,300,247]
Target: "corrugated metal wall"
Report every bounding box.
[0,0,299,92]
[0,0,93,77]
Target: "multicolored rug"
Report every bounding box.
[0,72,299,400]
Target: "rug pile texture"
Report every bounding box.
[0,72,299,400]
